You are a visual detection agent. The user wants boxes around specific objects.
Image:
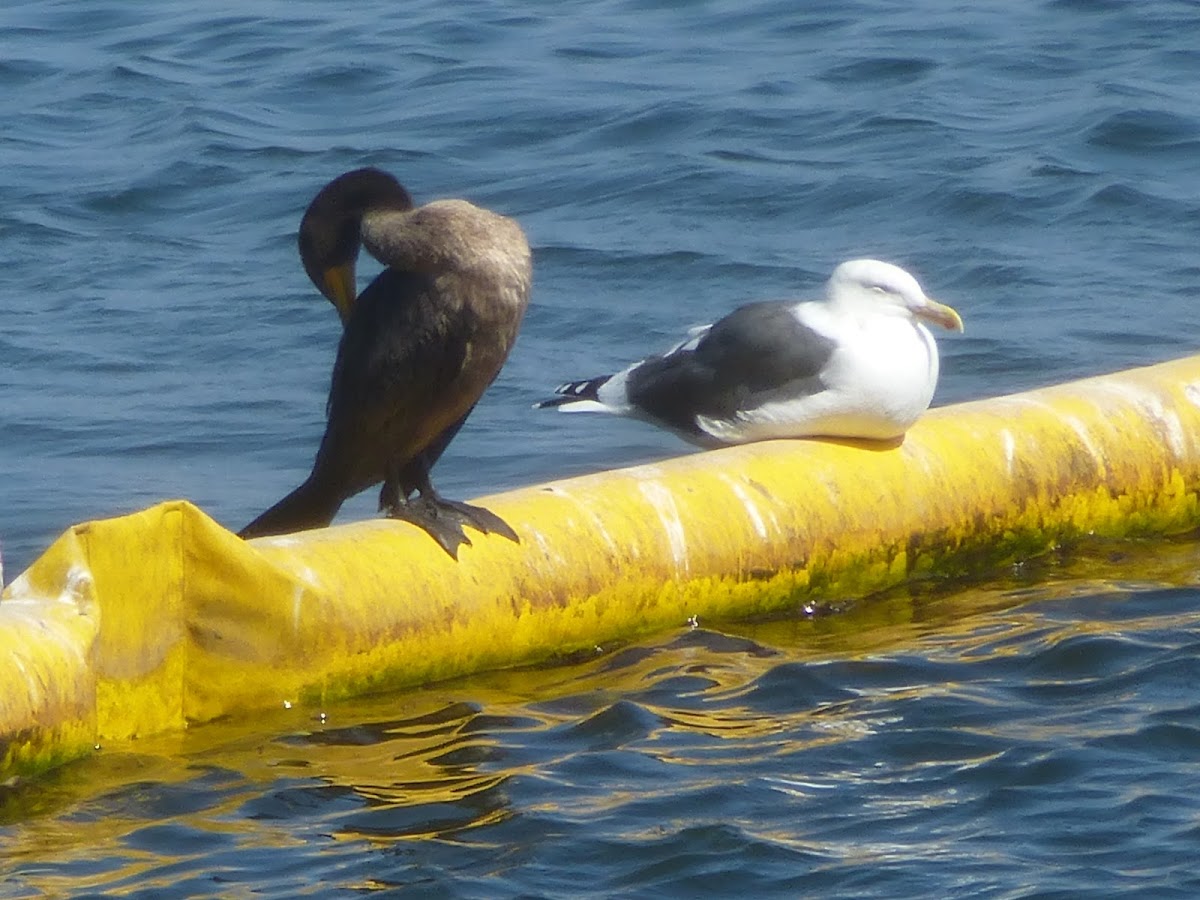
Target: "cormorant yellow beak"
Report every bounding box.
[323,263,357,324]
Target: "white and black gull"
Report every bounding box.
[536,259,963,446]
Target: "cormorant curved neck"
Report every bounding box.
[241,167,532,558]
[297,167,414,322]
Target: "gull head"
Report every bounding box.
[826,259,964,332]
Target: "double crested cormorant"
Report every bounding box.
[537,259,962,446]
[240,168,532,557]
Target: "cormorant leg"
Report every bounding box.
[378,468,473,560]
[408,462,520,546]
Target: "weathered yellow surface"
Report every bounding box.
[4,354,1200,781]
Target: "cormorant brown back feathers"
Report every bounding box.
[239,168,532,557]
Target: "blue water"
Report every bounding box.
[3,0,1200,895]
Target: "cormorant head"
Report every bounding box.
[298,167,414,323]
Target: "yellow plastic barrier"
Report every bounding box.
[5,354,1200,782]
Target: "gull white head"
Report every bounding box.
[826,259,964,332]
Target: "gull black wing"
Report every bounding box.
[626,301,836,438]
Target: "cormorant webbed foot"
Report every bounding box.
[434,498,520,544]
[384,495,474,560]
[383,494,519,559]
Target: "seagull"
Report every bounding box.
[536,259,963,447]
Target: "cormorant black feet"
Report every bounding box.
[383,494,519,559]
[436,498,520,544]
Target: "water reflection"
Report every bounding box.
[4,536,1200,894]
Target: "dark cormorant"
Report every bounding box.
[240,168,532,557]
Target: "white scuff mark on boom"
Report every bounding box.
[1059,414,1105,473]
[999,428,1016,479]
[637,480,689,573]
[1096,382,1188,458]
[719,474,770,539]
[292,585,305,632]
[547,485,622,557]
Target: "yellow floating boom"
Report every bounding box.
[4,355,1200,781]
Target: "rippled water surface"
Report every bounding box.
[6,544,1200,897]
[3,0,1200,896]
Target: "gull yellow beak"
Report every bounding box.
[322,263,358,324]
[915,297,965,333]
